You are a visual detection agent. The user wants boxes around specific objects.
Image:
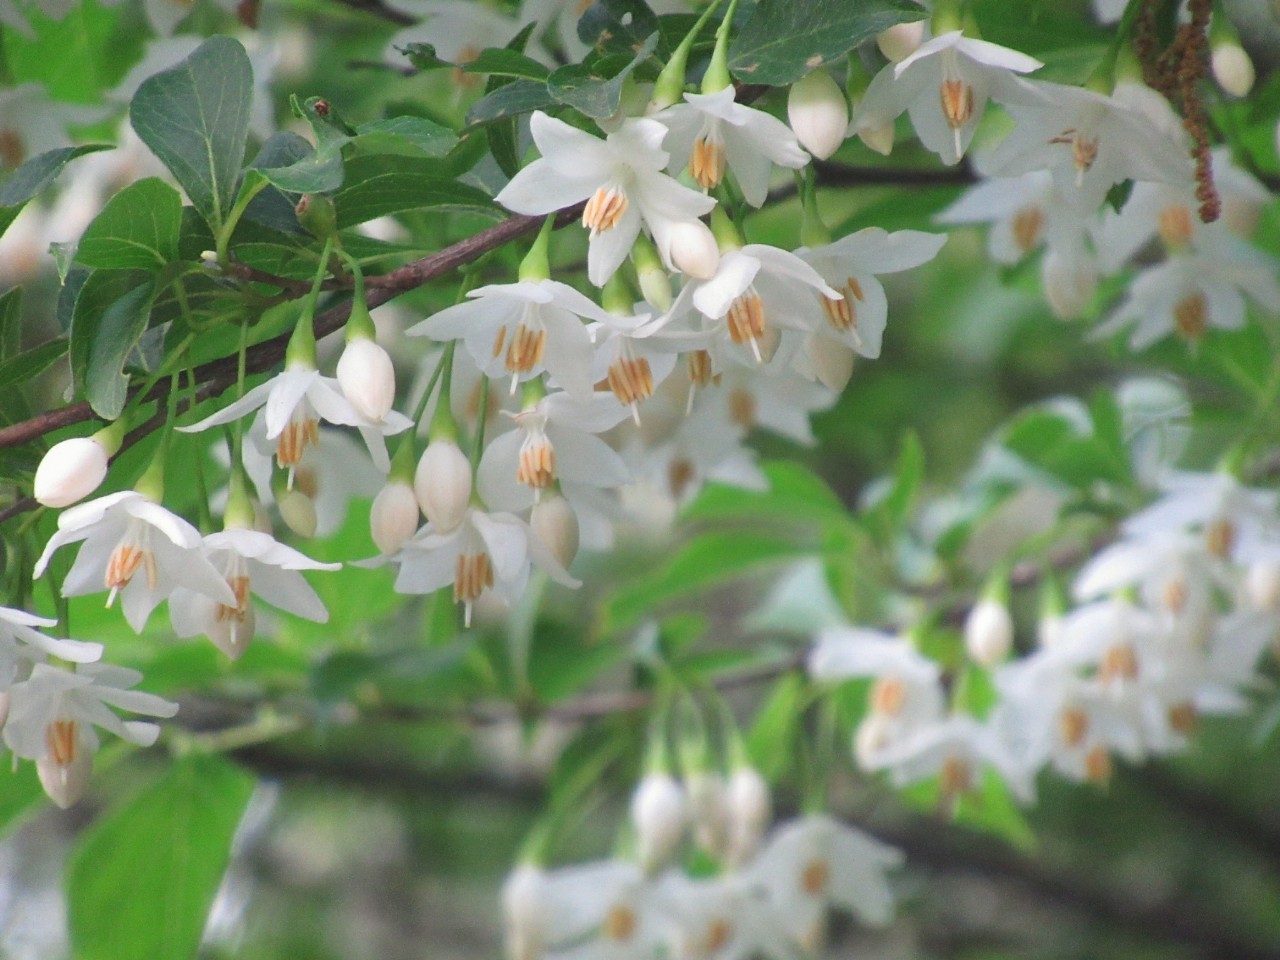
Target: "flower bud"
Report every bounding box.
[371,479,420,555]
[337,336,396,421]
[1037,612,1065,649]
[502,863,550,960]
[34,436,110,508]
[965,598,1014,667]
[279,489,318,538]
[630,771,686,874]
[1211,43,1254,98]
[1042,247,1097,319]
[724,765,771,866]
[414,439,472,533]
[853,117,895,156]
[684,769,729,858]
[806,338,855,392]
[876,21,925,62]
[530,493,579,570]
[38,739,93,809]
[667,219,720,280]
[787,70,849,160]
[1246,559,1280,612]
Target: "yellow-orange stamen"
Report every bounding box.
[1059,707,1089,748]
[687,350,715,387]
[491,324,507,359]
[0,128,24,168]
[1084,744,1111,784]
[607,356,655,414]
[517,437,556,488]
[728,388,756,430]
[1049,129,1100,183]
[603,904,637,942]
[46,719,78,767]
[870,676,906,717]
[690,135,726,190]
[940,79,974,129]
[668,457,696,500]
[277,415,319,469]
[1162,576,1188,613]
[1158,205,1194,248]
[1168,701,1197,735]
[940,755,972,797]
[583,186,628,234]
[1173,292,1207,342]
[505,324,547,376]
[1206,518,1236,559]
[216,574,252,621]
[726,292,767,362]
[801,858,830,895]
[1100,643,1139,685]
[1013,207,1045,254]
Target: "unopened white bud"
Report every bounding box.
[630,772,686,874]
[279,489,318,538]
[667,219,720,280]
[637,260,674,313]
[1037,612,1065,649]
[854,118,895,157]
[965,598,1014,667]
[530,493,579,569]
[337,336,397,421]
[684,770,729,858]
[1246,559,1280,612]
[502,864,550,960]
[414,439,472,533]
[1212,43,1254,98]
[34,436,109,508]
[38,742,93,809]
[1042,247,1097,319]
[876,20,925,62]
[371,479,420,555]
[787,70,849,160]
[724,766,771,866]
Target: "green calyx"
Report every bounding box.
[91,418,128,457]
[701,0,740,95]
[223,468,257,530]
[341,252,377,343]
[518,215,556,283]
[648,0,724,111]
[710,206,743,253]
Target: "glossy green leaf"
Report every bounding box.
[243,132,313,232]
[75,178,182,271]
[0,338,69,392]
[0,145,113,238]
[548,34,657,119]
[396,42,451,72]
[332,156,497,228]
[863,430,924,542]
[729,0,926,84]
[0,288,22,361]
[746,672,806,780]
[354,116,460,158]
[70,269,156,419]
[66,754,256,960]
[130,36,254,232]
[460,48,550,81]
[466,79,559,126]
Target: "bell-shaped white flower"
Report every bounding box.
[981,80,1193,212]
[34,435,111,508]
[502,863,551,960]
[5,662,178,807]
[408,279,613,397]
[33,491,236,633]
[876,20,926,62]
[495,112,717,286]
[529,492,580,570]
[169,528,341,660]
[656,87,809,206]
[391,506,580,626]
[852,31,1042,165]
[787,69,849,161]
[0,606,102,692]
[747,813,903,948]
[180,363,412,475]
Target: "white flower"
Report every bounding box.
[662,872,793,960]
[391,506,580,626]
[694,364,837,446]
[33,492,236,633]
[936,169,1092,265]
[788,69,850,161]
[793,228,947,367]
[644,245,841,368]
[965,598,1014,667]
[386,0,550,67]
[5,662,178,807]
[414,438,473,534]
[371,479,421,555]
[169,529,341,659]
[873,712,1035,802]
[851,31,1042,165]
[181,364,412,475]
[336,336,396,422]
[409,280,612,397]
[34,436,110,508]
[588,308,679,424]
[0,606,102,691]
[495,112,717,286]
[529,492,580,570]
[1093,243,1280,349]
[655,87,809,206]
[537,860,676,960]
[724,766,771,868]
[747,814,902,948]
[981,80,1193,212]
[477,391,631,510]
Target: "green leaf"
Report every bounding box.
[130,36,254,233]
[70,270,156,419]
[578,0,661,55]
[243,133,313,233]
[466,79,560,126]
[683,460,848,526]
[0,338,69,392]
[396,42,452,72]
[66,754,255,960]
[75,178,182,271]
[729,0,926,84]
[460,48,550,81]
[3,0,122,103]
[548,34,658,119]
[746,672,806,780]
[0,288,22,361]
[353,116,461,159]
[332,156,497,228]
[603,531,807,632]
[0,145,113,238]
[863,430,924,542]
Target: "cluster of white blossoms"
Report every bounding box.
[503,746,902,960]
